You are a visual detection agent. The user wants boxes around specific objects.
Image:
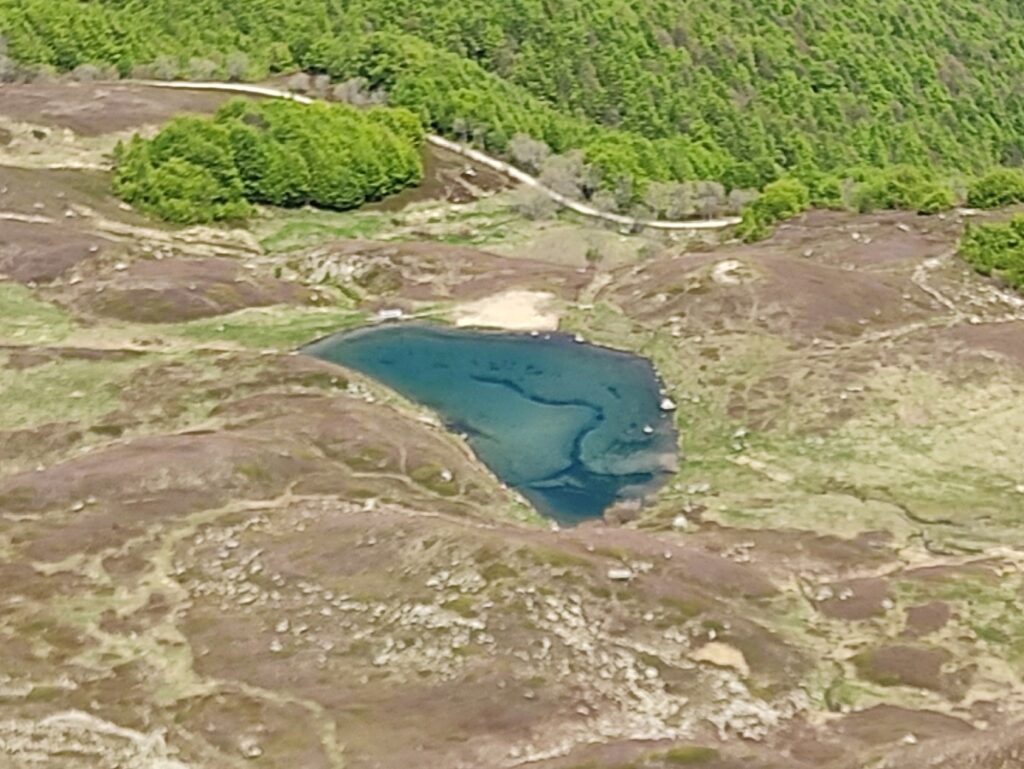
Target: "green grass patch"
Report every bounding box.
[168,305,366,349]
[481,562,517,582]
[442,596,478,617]
[259,212,392,252]
[0,283,75,344]
[0,355,148,430]
[409,462,458,496]
[529,546,590,569]
[656,745,720,765]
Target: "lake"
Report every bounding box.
[305,324,678,524]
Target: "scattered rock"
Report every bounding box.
[238,737,263,759]
[691,642,750,676]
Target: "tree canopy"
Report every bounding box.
[112,98,424,223]
[8,0,1024,224]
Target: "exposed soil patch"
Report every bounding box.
[0,166,135,221]
[67,256,311,322]
[607,247,933,341]
[770,210,956,269]
[815,577,891,621]
[0,81,231,135]
[946,321,1024,366]
[297,239,590,303]
[365,144,512,210]
[172,501,808,769]
[836,704,973,744]
[867,719,1024,769]
[1,345,145,370]
[0,219,116,283]
[903,601,952,638]
[853,644,958,694]
[0,386,512,561]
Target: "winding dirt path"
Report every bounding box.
[133,80,742,232]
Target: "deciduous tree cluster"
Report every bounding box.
[113,99,423,223]
[9,0,1024,229]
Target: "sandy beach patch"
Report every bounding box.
[453,289,560,330]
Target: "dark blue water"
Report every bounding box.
[305,324,678,524]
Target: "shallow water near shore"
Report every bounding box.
[305,324,678,523]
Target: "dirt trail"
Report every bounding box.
[133,80,742,232]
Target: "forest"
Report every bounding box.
[112,99,424,223]
[6,0,1024,227]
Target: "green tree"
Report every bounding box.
[112,98,423,223]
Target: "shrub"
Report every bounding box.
[960,215,1024,289]
[848,165,953,214]
[736,177,810,242]
[967,168,1024,209]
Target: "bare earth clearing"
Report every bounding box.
[2,82,1024,769]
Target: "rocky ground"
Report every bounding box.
[2,82,1024,769]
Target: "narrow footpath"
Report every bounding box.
[134,80,742,232]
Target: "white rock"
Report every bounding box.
[659,397,677,412]
[691,641,750,676]
[672,514,689,531]
[239,738,263,759]
[814,586,835,602]
[606,567,634,581]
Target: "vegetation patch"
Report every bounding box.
[259,213,392,252]
[0,284,74,345]
[11,0,1024,227]
[167,305,366,349]
[960,215,1024,290]
[657,745,720,765]
[409,463,458,496]
[113,99,424,223]
[0,355,149,430]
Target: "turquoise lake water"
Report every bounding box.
[305,324,678,524]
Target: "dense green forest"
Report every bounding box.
[960,216,1024,291]
[113,99,423,223]
[6,0,1024,225]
